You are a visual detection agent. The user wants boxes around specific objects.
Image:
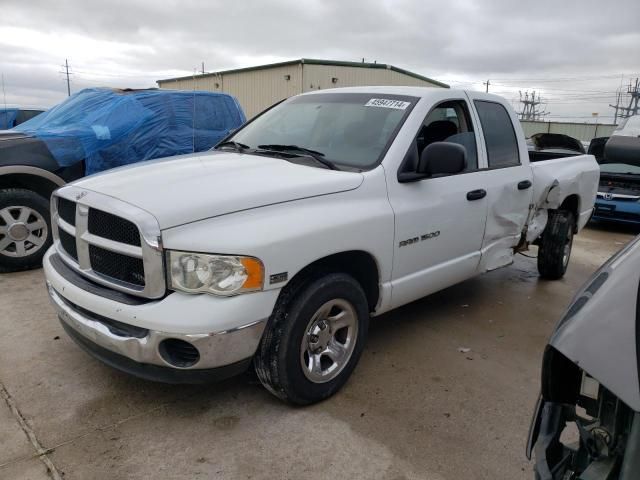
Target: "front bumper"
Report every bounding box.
[592,198,640,224]
[43,248,280,382]
[58,318,252,384]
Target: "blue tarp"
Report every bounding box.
[13,88,246,174]
[0,109,19,129]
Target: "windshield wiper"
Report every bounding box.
[215,140,250,152]
[257,144,339,170]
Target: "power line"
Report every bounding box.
[490,73,640,83]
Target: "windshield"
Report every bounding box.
[224,92,418,170]
[600,163,640,175]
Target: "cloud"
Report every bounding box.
[1,0,638,121]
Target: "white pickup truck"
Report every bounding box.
[42,87,599,404]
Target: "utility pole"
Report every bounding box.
[201,62,205,75]
[483,79,490,93]
[60,59,71,96]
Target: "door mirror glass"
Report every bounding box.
[417,142,467,177]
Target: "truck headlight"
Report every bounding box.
[167,251,264,295]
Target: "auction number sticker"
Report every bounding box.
[365,98,410,109]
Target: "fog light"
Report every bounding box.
[159,339,200,368]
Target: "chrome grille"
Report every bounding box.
[58,229,78,260]
[57,197,76,226]
[51,186,164,299]
[89,244,145,287]
[88,208,141,246]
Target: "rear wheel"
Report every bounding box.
[537,210,575,280]
[0,189,52,273]
[254,272,369,405]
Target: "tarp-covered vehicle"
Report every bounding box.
[0,87,245,272]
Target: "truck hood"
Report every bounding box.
[548,236,640,412]
[75,151,364,228]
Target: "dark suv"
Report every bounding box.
[0,87,245,272]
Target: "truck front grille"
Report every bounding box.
[58,228,78,260]
[51,187,164,299]
[88,209,141,246]
[57,197,76,226]
[89,245,145,287]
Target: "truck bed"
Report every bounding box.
[529,154,600,234]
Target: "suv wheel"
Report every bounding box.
[0,189,52,273]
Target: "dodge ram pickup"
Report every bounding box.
[42,87,600,405]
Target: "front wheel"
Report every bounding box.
[0,189,52,273]
[537,210,575,280]
[254,272,369,405]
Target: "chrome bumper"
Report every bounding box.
[46,282,266,371]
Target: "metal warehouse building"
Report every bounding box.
[157,58,448,118]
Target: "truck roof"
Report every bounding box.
[300,86,506,102]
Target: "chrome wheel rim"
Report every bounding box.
[0,206,48,258]
[300,298,358,384]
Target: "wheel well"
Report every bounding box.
[541,346,581,404]
[559,194,580,232]
[0,174,60,200]
[290,251,380,312]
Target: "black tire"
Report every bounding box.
[254,271,369,405]
[537,210,575,280]
[0,188,52,273]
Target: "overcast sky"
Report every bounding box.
[1,0,639,123]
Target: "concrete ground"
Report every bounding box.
[0,224,637,480]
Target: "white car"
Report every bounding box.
[42,87,600,404]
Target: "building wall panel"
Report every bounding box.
[223,64,302,117]
[159,63,444,118]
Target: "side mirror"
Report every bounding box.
[417,142,467,177]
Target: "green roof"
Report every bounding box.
[157,58,449,88]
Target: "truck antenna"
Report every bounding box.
[192,68,197,153]
[1,73,7,115]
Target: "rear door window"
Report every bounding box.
[474,100,520,168]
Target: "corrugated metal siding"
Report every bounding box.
[223,64,302,118]
[158,62,444,118]
[301,64,440,91]
[158,65,301,118]
[521,121,617,142]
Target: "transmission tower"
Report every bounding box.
[518,91,548,121]
[618,78,639,120]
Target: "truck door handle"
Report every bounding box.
[517,180,532,190]
[466,189,487,201]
